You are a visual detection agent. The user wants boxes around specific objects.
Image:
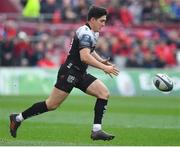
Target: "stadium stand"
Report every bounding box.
[0,0,180,68]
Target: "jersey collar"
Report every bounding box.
[85,23,91,30]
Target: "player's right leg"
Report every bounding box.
[9,87,69,138]
[85,79,115,141]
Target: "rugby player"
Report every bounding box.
[10,6,119,141]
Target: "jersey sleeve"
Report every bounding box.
[79,34,92,49]
[76,27,93,50]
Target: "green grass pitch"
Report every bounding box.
[0,95,180,146]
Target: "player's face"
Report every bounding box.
[93,15,106,32]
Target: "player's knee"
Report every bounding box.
[48,104,59,110]
[104,90,110,99]
[46,101,60,111]
[98,89,110,99]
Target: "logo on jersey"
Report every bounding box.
[80,34,92,47]
[67,75,75,83]
[81,34,91,41]
[67,63,73,69]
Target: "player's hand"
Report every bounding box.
[103,65,119,78]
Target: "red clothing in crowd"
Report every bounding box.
[37,58,57,68]
[155,42,177,66]
[14,40,33,58]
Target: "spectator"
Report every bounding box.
[141,51,155,68]
[0,37,14,66]
[13,31,33,66]
[128,0,142,25]
[40,0,59,22]
[141,1,154,22]
[20,0,28,7]
[0,20,17,66]
[119,6,133,26]
[170,0,180,22]
[153,25,169,41]
[159,0,172,22]
[0,0,179,68]
[37,52,57,68]
[30,41,45,66]
[153,53,166,68]
[22,0,40,20]
[61,0,77,22]
[112,33,132,57]
[126,53,139,68]
[96,37,112,60]
[3,20,17,40]
[75,0,89,22]
[155,40,177,67]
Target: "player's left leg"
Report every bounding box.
[10,87,69,138]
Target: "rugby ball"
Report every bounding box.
[153,73,173,92]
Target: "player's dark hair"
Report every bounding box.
[87,6,107,21]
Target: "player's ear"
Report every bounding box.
[91,17,96,23]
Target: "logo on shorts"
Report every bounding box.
[67,75,75,83]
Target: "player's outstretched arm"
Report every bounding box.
[80,48,119,76]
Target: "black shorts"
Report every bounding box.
[54,64,97,93]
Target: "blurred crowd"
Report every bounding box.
[0,0,180,68]
[20,0,180,24]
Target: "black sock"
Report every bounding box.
[93,98,108,124]
[22,101,48,120]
